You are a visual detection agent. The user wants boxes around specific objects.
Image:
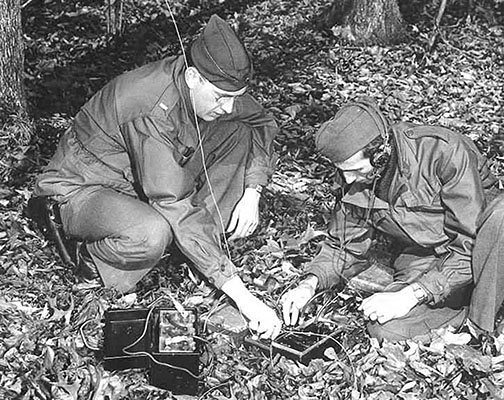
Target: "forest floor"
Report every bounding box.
[1,0,504,399]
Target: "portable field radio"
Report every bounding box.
[103,307,200,395]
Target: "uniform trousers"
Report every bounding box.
[365,246,470,342]
[468,193,504,332]
[368,191,504,341]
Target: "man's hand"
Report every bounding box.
[227,188,260,240]
[281,276,318,326]
[359,286,419,324]
[238,295,282,339]
[221,276,281,339]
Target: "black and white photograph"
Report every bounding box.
[1,0,503,398]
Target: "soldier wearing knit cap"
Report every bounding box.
[282,98,500,343]
[32,14,282,340]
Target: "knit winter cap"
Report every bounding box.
[315,99,385,163]
[190,14,252,92]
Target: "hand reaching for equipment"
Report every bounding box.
[239,295,282,339]
[281,276,318,326]
[221,276,281,340]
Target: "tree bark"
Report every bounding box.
[0,0,26,111]
[0,0,33,185]
[324,0,405,46]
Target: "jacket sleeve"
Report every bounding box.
[226,94,279,187]
[417,137,485,304]
[121,116,237,289]
[306,192,374,289]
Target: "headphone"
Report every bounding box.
[349,97,392,169]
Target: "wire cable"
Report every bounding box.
[120,297,214,380]
[79,318,101,351]
[162,0,232,259]
[163,0,188,69]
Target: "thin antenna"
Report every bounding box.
[162,0,232,258]
[190,97,233,257]
[163,0,189,69]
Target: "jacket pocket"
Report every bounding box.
[399,190,443,213]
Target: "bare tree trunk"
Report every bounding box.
[0,0,33,185]
[324,0,405,45]
[0,0,25,111]
[106,0,124,36]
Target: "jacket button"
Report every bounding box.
[220,264,226,272]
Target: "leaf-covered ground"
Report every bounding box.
[1,0,504,399]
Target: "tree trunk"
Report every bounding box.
[0,0,25,111]
[0,0,33,185]
[324,0,405,45]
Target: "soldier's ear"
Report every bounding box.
[185,67,205,89]
[185,67,198,89]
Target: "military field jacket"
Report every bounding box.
[34,56,279,288]
[308,122,493,304]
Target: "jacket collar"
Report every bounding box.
[343,182,389,210]
[174,61,198,129]
[342,126,410,210]
[391,122,418,179]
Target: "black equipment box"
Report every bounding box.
[244,322,341,365]
[103,308,200,395]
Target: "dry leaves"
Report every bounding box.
[3,0,503,399]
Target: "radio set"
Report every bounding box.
[103,303,343,395]
[244,321,342,365]
[203,303,343,365]
[103,307,200,395]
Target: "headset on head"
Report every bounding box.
[347,97,392,169]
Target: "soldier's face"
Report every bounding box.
[186,68,246,121]
[335,150,375,185]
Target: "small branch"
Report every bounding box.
[428,0,449,52]
[21,0,36,9]
[435,0,449,28]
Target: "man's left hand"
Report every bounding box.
[359,286,419,324]
[227,187,260,240]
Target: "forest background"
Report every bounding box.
[1,0,504,399]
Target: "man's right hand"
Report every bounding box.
[221,276,281,339]
[281,275,318,326]
[237,295,282,339]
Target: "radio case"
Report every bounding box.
[103,308,200,395]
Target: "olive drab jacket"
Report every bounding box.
[308,122,495,304]
[34,55,279,288]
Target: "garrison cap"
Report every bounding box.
[315,98,386,163]
[190,14,252,92]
